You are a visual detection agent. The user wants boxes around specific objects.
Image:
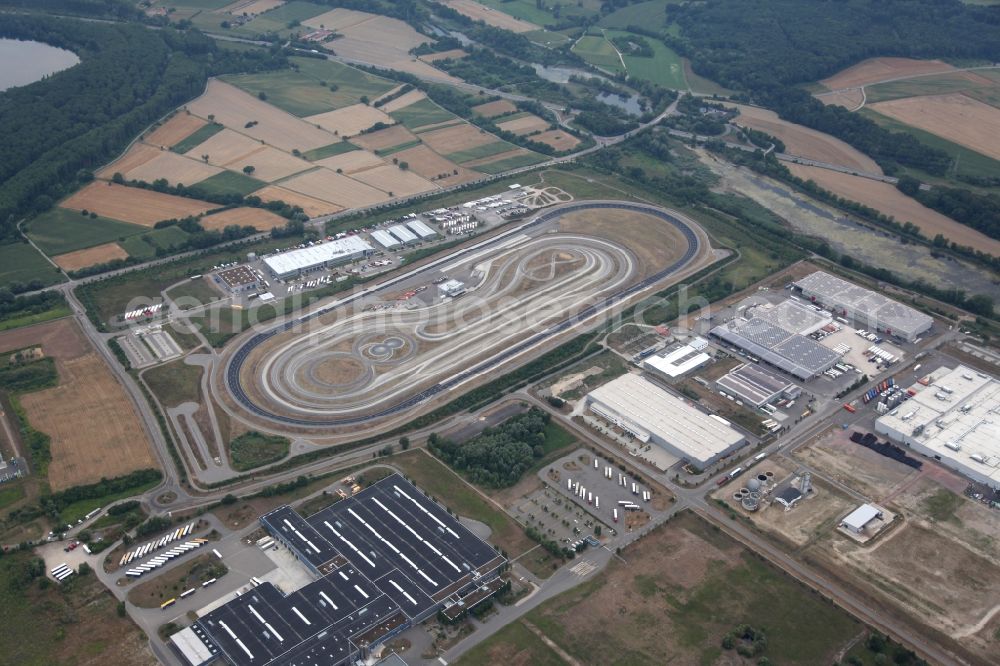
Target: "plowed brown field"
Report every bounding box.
[144,112,207,147]
[53,243,129,271]
[62,182,215,227]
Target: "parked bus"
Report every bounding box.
[160,598,177,610]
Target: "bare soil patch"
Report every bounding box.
[378,89,427,112]
[420,123,496,154]
[730,104,882,173]
[497,114,550,135]
[350,164,438,197]
[792,427,917,500]
[313,357,366,385]
[351,124,419,152]
[532,129,580,152]
[870,93,1000,160]
[144,112,207,148]
[438,0,538,32]
[472,99,518,118]
[305,104,395,137]
[121,149,222,187]
[279,167,390,207]
[62,182,215,227]
[820,57,956,91]
[53,243,128,271]
[200,207,287,232]
[187,79,336,152]
[787,163,1000,254]
[389,144,480,186]
[253,185,342,217]
[315,149,386,174]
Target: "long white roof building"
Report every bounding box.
[263,236,372,278]
[587,373,746,468]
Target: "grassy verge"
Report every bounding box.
[142,359,202,408]
[230,431,290,471]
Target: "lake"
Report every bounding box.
[0,38,80,92]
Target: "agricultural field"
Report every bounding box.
[315,149,385,174]
[279,167,390,208]
[0,242,64,288]
[351,124,420,152]
[496,112,550,136]
[531,129,580,152]
[470,0,603,25]
[818,57,958,91]
[389,97,458,130]
[52,243,129,272]
[572,34,625,74]
[0,318,156,490]
[350,165,437,197]
[388,144,480,186]
[253,185,339,216]
[377,89,426,113]
[786,163,1000,254]
[191,170,265,197]
[420,123,502,158]
[868,93,1000,161]
[470,150,547,174]
[143,111,208,148]
[305,103,394,137]
[61,182,217,228]
[199,207,287,231]
[25,207,146,256]
[438,0,539,32]
[729,104,883,173]
[605,29,687,90]
[461,511,860,666]
[862,70,1000,105]
[598,0,671,29]
[112,147,223,187]
[472,99,518,118]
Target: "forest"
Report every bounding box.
[428,409,552,488]
[898,177,1000,241]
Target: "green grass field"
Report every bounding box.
[446,141,520,164]
[598,0,673,28]
[375,139,423,157]
[228,1,329,36]
[26,208,146,256]
[473,151,547,174]
[473,0,601,25]
[192,170,265,197]
[572,34,626,74]
[303,140,360,161]
[861,107,1000,181]
[119,226,191,259]
[59,476,162,525]
[864,73,999,104]
[523,29,571,48]
[142,358,202,407]
[0,303,71,332]
[606,29,687,89]
[0,483,25,511]
[290,56,397,107]
[230,431,290,471]
[170,122,223,153]
[389,98,457,129]
[0,243,64,289]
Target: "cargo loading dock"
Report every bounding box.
[174,473,506,666]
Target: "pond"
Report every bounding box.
[0,38,80,92]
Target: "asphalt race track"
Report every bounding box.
[223,201,703,428]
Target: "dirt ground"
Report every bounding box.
[792,427,919,500]
[305,104,395,138]
[497,114,550,135]
[279,167,391,207]
[53,242,129,270]
[351,124,419,152]
[379,89,427,112]
[438,0,538,32]
[253,185,343,216]
[315,149,387,174]
[97,143,162,179]
[186,79,337,152]
[199,207,287,231]
[730,104,882,173]
[531,129,580,152]
[1,319,157,490]
[869,92,1000,160]
[419,123,498,154]
[786,163,1000,254]
[818,88,866,110]
[472,99,518,118]
[820,57,956,91]
[350,164,438,196]
[120,149,222,186]
[388,144,480,186]
[143,112,207,148]
[62,182,215,227]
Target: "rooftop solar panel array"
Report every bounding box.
[191,474,504,666]
[710,317,841,380]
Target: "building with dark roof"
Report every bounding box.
[710,317,841,380]
[172,473,505,666]
[716,363,800,408]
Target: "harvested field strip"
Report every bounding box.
[62,182,216,227]
[388,144,480,187]
[304,103,395,137]
[97,143,161,180]
[868,93,1000,161]
[220,145,313,182]
[863,71,1000,105]
[786,164,1000,255]
[315,150,386,174]
[420,123,497,155]
[350,164,438,197]
[377,89,426,113]
[121,150,222,187]
[438,0,538,32]
[497,114,550,135]
[302,141,360,161]
[200,207,287,231]
[187,79,336,152]
[532,129,580,152]
[820,57,956,91]
[472,99,518,118]
[412,120,465,134]
[26,207,146,255]
[279,168,389,207]
[388,98,457,129]
[471,151,547,175]
[52,243,129,272]
[253,186,340,217]
[351,124,419,152]
[375,139,423,157]
[183,127,261,166]
[446,141,520,164]
[170,122,224,153]
[145,113,207,148]
[418,48,467,63]
[191,170,265,197]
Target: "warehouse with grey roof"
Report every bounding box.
[263,236,373,279]
[793,271,933,342]
[710,317,841,380]
[586,373,746,468]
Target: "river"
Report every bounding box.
[0,38,80,92]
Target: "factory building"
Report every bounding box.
[875,365,1000,489]
[387,224,418,246]
[749,298,832,336]
[586,374,747,468]
[172,474,506,666]
[405,218,438,240]
[793,271,932,342]
[710,317,841,380]
[716,363,800,408]
[370,229,400,249]
[642,337,711,379]
[263,237,373,280]
[840,504,883,534]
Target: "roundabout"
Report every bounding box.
[218,201,714,431]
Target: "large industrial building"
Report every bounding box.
[716,363,800,408]
[710,317,841,380]
[586,373,747,468]
[875,365,1000,489]
[263,237,373,280]
[793,271,933,342]
[171,474,506,666]
[642,337,711,379]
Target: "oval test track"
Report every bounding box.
[223,201,702,427]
